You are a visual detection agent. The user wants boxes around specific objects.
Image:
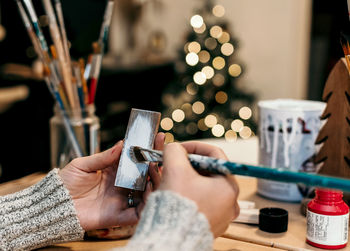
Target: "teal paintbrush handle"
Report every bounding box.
[188,154,350,192]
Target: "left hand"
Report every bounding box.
[59,133,165,231]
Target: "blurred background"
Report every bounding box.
[0,0,348,181]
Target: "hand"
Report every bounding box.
[59,133,165,231]
[159,141,239,237]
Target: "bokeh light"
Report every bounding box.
[212,56,225,70]
[225,130,237,142]
[221,43,234,56]
[210,25,223,38]
[202,66,215,79]
[212,5,225,17]
[198,119,208,131]
[198,50,210,63]
[215,91,228,104]
[212,124,225,137]
[160,117,174,131]
[192,101,205,114]
[239,126,252,139]
[229,64,242,77]
[188,41,201,53]
[193,71,206,85]
[186,52,199,66]
[190,15,204,28]
[239,106,252,120]
[231,119,244,132]
[164,132,174,143]
[205,37,217,50]
[172,109,185,122]
[218,32,230,44]
[204,114,217,128]
[212,73,225,87]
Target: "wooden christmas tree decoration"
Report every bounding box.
[314,58,350,178]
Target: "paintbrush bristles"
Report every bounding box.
[340,32,350,73]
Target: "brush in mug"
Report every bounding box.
[129,146,350,192]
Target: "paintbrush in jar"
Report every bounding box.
[129,146,350,192]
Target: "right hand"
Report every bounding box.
[159,141,240,237]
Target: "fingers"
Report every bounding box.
[154,132,165,151]
[148,163,161,190]
[71,140,123,173]
[162,143,197,179]
[181,141,228,160]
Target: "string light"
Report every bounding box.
[225,130,237,142]
[212,5,225,17]
[218,32,230,44]
[181,103,192,117]
[172,109,185,122]
[194,23,206,34]
[229,64,242,77]
[188,41,201,53]
[193,71,206,85]
[198,50,210,63]
[212,124,225,137]
[192,101,205,114]
[190,15,204,28]
[186,52,199,66]
[205,37,217,50]
[215,91,228,104]
[239,106,252,120]
[202,66,214,79]
[231,119,244,132]
[239,126,252,139]
[160,117,174,131]
[198,119,209,131]
[164,132,175,143]
[221,43,234,56]
[186,82,198,95]
[212,73,225,87]
[213,56,225,70]
[204,114,217,127]
[210,25,223,38]
[186,122,198,135]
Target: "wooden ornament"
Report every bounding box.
[314,58,350,178]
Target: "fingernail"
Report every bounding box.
[111,140,122,154]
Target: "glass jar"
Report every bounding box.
[306,189,349,249]
[50,104,100,169]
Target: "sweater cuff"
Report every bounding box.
[123,190,214,251]
[0,168,85,251]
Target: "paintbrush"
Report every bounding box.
[130,146,350,192]
[340,32,350,72]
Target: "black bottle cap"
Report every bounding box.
[259,207,288,233]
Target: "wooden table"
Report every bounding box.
[0,137,349,251]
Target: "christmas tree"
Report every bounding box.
[314,58,350,178]
[160,0,256,143]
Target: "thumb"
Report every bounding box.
[77,140,123,172]
[162,143,197,179]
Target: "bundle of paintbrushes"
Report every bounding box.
[340,31,350,72]
[15,0,114,160]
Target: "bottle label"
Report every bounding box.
[307,210,349,246]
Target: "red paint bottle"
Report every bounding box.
[306,189,349,249]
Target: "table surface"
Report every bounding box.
[0,137,349,251]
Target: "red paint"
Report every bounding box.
[307,189,349,249]
[88,77,97,104]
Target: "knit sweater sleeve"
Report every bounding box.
[114,190,214,251]
[0,168,85,251]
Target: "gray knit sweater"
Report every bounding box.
[0,169,213,251]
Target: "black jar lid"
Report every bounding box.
[259,207,288,233]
